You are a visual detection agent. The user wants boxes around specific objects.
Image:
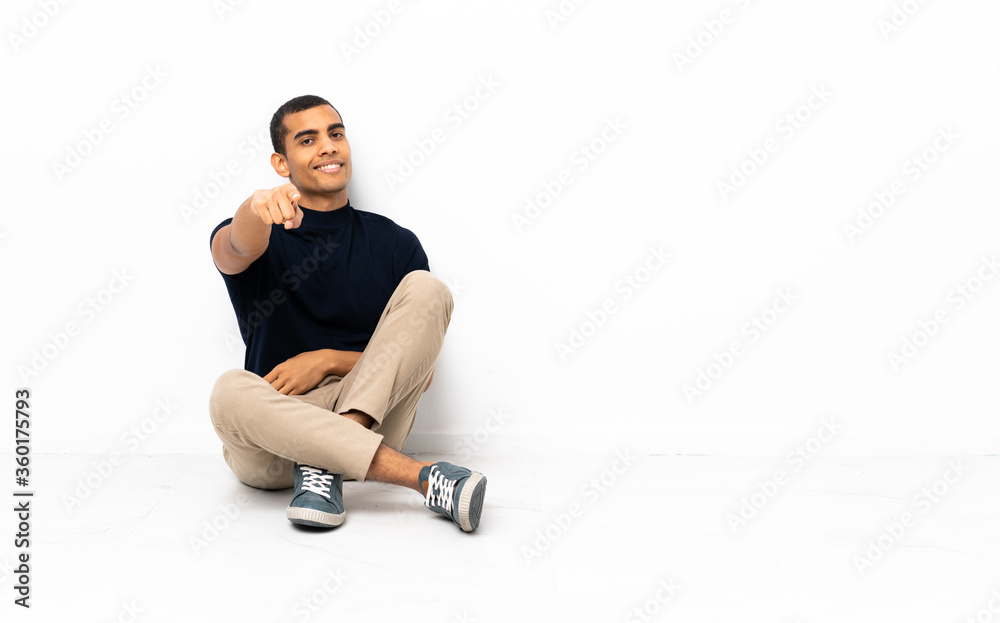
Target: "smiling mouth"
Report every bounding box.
[316,163,342,173]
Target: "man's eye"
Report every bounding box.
[302,138,314,145]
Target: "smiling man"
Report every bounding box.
[207,95,486,532]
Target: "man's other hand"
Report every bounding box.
[264,350,333,395]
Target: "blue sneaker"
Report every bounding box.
[418,462,487,532]
[286,464,346,528]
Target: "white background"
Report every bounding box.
[3,2,999,461]
[2,2,1000,622]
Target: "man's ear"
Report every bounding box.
[271,152,290,178]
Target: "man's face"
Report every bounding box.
[273,104,352,197]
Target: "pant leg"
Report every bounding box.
[332,269,453,451]
[208,370,383,487]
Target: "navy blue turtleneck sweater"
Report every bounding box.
[210,201,429,376]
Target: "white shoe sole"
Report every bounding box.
[286,506,346,528]
[457,472,487,532]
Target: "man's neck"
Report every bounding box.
[298,190,349,212]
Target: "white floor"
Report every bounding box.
[2,453,999,622]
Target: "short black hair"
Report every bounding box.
[270,95,341,156]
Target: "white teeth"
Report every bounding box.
[318,164,341,171]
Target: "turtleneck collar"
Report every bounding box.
[296,200,354,229]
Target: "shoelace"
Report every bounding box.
[300,466,334,499]
[424,465,457,512]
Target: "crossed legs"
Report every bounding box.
[209,270,486,531]
[209,270,451,488]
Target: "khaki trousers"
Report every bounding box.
[208,270,453,487]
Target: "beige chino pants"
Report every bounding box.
[208,270,453,487]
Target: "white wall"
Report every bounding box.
[3,0,998,458]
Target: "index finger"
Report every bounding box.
[272,192,298,224]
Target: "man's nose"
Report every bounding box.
[318,135,338,155]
